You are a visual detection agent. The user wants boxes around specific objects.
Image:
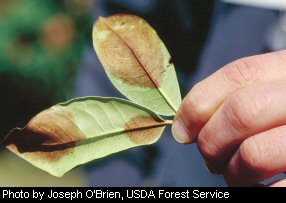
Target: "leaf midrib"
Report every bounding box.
[30,120,172,149]
[76,119,172,147]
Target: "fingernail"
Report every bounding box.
[172,120,191,144]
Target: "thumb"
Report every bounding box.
[171,87,212,144]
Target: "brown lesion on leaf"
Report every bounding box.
[6,144,73,163]
[1,108,85,162]
[94,15,167,89]
[124,116,166,145]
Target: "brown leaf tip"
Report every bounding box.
[94,14,166,89]
[3,127,76,153]
[2,108,86,161]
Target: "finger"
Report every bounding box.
[268,179,286,187]
[224,126,286,186]
[197,82,286,172]
[172,50,286,143]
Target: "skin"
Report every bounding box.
[172,50,286,187]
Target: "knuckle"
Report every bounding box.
[223,91,264,132]
[184,82,208,117]
[239,137,267,172]
[222,58,260,88]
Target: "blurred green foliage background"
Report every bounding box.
[0,0,94,136]
[0,0,96,186]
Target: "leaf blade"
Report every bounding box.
[1,97,168,177]
[93,15,181,115]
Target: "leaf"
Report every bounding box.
[93,14,181,116]
[1,97,171,177]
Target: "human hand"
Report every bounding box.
[172,50,286,186]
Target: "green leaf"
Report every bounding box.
[93,14,181,116]
[1,97,171,177]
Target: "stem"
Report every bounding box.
[165,120,173,125]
